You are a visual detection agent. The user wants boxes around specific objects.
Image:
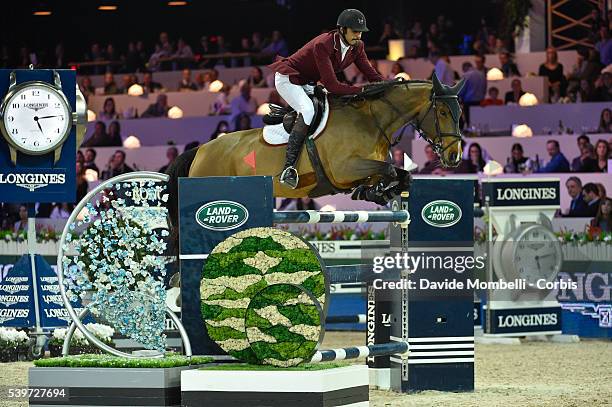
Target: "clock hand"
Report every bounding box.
[34,117,44,134]
[38,115,62,120]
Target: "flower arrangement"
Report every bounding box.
[48,323,115,357]
[556,229,612,245]
[0,225,60,243]
[0,327,29,362]
[60,180,170,353]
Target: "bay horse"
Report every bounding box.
[167,73,464,220]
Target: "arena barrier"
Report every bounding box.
[178,176,475,392]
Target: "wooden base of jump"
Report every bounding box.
[181,365,368,407]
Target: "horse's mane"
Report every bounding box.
[331,79,431,106]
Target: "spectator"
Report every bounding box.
[567,48,602,98]
[591,197,612,232]
[278,197,319,211]
[504,143,532,173]
[178,68,198,91]
[595,139,609,172]
[13,205,28,233]
[198,70,213,90]
[379,22,400,51]
[480,86,503,106]
[593,72,612,102]
[118,74,136,94]
[251,32,266,52]
[101,150,134,180]
[455,142,486,173]
[246,66,267,88]
[103,72,119,95]
[583,182,601,217]
[184,141,200,152]
[504,78,525,104]
[229,83,257,129]
[124,41,145,73]
[76,150,84,164]
[50,203,72,219]
[498,51,520,77]
[235,113,252,131]
[210,120,230,140]
[261,30,289,58]
[571,143,598,172]
[76,161,88,202]
[458,62,486,124]
[577,79,598,102]
[594,26,611,66]
[474,55,488,74]
[388,62,406,80]
[79,76,95,102]
[352,59,380,84]
[196,35,218,68]
[82,121,109,147]
[598,108,612,133]
[486,34,502,54]
[106,121,123,146]
[210,84,231,115]
[98,97,120,120]
[141,71,163,94]
[157,31,174,55]
[563,177,590,217]
[536,140,570,172]
[571,135,592,171]
[596,183,607,201]
[430,51,454,86]
[83,43,105,74]
[158,146,179,173]
[539,48,566,101]
[83,148,99,175]
[173,38,194,68]
[392,147,404,168]
[142,94,170,118]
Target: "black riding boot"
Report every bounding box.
[280,114,309,189]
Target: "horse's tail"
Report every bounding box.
[165,147,198,257]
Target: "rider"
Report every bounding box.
[269,9,384,189]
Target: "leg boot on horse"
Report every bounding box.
[279,113,309,189]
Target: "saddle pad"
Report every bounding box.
[262,95,330,145]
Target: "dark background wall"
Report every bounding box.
[1,0,501,62]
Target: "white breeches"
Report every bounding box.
[274,72,315,125]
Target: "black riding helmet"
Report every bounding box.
[336,9,369,32]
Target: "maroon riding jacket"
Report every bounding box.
[268,31,384,95]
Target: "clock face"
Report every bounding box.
[513,226,561,286]
[2,83,71,154]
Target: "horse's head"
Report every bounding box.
[415,73,465,167]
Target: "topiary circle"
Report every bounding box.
[245,283,323,367]
[200,227,327,364]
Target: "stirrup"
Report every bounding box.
[280,166,299,189]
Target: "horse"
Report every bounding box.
[166,73,464,223]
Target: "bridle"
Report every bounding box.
[412,92,463,158]
[368,84,463,157]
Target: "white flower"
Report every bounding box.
[0,327,29,344]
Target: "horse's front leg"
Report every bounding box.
[350,165,412,205]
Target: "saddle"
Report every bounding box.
[263,85,327,136]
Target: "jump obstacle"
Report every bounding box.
[178,175,475,392]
